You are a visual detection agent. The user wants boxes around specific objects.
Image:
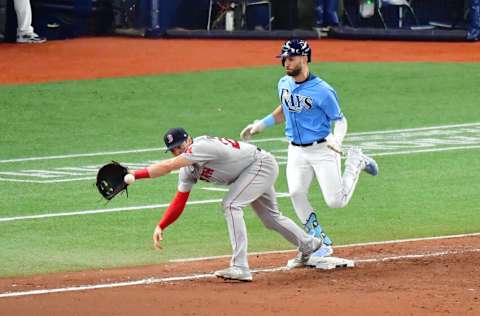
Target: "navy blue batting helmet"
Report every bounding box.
[278,39,312,65]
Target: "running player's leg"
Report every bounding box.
[287,144,331,245]
[310,143,363,209]
[286,144,315,224]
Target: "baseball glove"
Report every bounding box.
[96,161,129,200]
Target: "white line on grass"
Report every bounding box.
[0,199,222,223]
[200,187,229,192]
[1,247,478,299]
[368,145,480,157]
[0,193,290,223]
[1,122,479,164]
[0,147,167,164]
[0,176,95,183]
[5,144,480,184]
[269,145,480,156]
[345,122,480,136]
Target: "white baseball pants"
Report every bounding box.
[286,142,363,224]
[14,0,34,35]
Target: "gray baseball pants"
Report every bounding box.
[221,150,321,270]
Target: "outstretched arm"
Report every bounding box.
[132,155,193,180]
[240,105,284,141]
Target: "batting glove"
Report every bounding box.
[326,133,343,155]
[240,120,266,141]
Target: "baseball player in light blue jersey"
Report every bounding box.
[241,39,378,269]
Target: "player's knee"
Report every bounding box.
[222,200,242,213]
[325,197,347,209]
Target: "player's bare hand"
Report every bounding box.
[326,133,343,155]
[152,225,163,250]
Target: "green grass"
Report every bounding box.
[0,62,479,277]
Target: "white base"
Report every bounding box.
[306,256,355,270]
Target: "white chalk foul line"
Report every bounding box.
[355,248,480,263]
[0,199,222,223]
[0,192,290,223]
[1,245,478,299]
[0,147,167,164]
[169,232,480,263]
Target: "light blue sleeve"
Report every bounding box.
[320,89,343,121]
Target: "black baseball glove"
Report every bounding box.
[96,161,129,200]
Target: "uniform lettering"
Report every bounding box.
[304,97,313,110]
[200,167,214,181]
[217,137,240,149]
[281,88,313,112]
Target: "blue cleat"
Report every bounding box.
[305,212,333,246]
[347,148,378,176]
[362,154,379,176]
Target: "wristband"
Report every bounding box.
[133,168,150,179]
[261,113,276,127]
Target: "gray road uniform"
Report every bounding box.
[179,136,321,270]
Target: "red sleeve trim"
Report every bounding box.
[134,168,150,179]
[158,191,190,230]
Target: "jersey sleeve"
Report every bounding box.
[277,76,289,100]
[319,89,344,121]
[178,167,196,192]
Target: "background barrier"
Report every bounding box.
[0,0,474,41]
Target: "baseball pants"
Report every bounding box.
[14,0,34,35]
[287,141,363,224]
[222,150,320,270]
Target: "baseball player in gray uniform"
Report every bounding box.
[126,127,324,282]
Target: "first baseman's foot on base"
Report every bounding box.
[214,266,252,282]
[286,236,325,270]
[286,244,333,270]
[286,251,311,270]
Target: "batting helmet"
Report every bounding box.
[278,39,312,65]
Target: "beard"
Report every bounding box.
[286,65,302,77]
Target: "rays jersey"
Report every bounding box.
[178,136,259,192]
[278,73,343,144]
